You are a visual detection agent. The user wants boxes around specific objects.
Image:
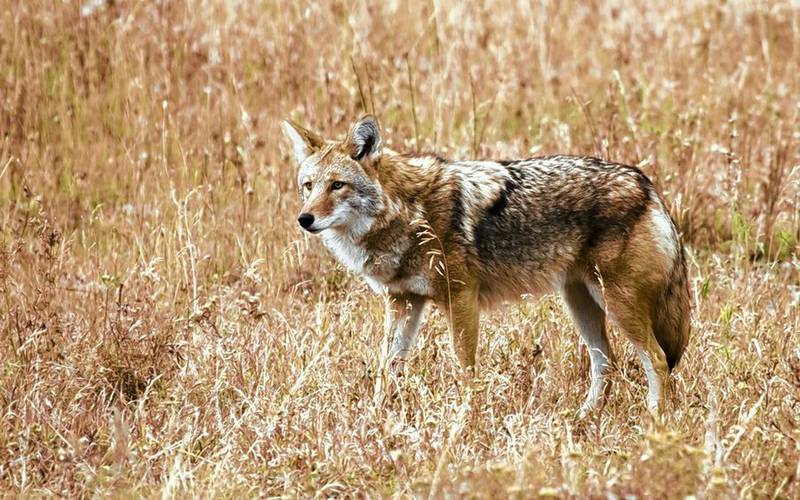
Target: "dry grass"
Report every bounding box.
[1,0,799,497]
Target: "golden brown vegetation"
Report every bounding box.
[1,0,799,496]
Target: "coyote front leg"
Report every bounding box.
[386,294,428,370]
[445,286,480,369]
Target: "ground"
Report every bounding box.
[1,0,798,497]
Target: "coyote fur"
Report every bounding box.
[281,115,691,415]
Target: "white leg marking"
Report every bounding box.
[637,347,663,412]
[388,298,428,360]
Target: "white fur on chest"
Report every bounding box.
[320,232,432,297]
[366,274,433,296]
[321,232,369,274]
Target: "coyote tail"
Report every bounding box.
[653,244,691,371]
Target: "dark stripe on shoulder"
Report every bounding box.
[486,179,519,216]
[449,183,467,238]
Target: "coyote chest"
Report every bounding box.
[320,230,432,296]
[320,231,369,274]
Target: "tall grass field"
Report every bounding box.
[1,0,798,496]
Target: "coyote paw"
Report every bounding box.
[578,391,604,419]
[577,402,596,420]
[646,398,665,422]
[389,356,408,377]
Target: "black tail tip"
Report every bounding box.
[666,351,682,372]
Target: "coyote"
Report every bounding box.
[281,115,690,415]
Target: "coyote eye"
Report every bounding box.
[303,181,312,191]
[331,181,345,190]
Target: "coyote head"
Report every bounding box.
[281,116,385,236]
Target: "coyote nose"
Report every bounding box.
[297,213,315,230]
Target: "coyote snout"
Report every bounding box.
[297,213,315,231]
[281,115,691,417]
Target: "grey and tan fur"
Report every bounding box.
[281,115,691,415]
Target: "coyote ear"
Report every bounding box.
[346,115,382,163]
[281,119,325,165]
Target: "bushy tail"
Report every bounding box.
[653,244,691,371]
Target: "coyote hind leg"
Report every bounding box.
[605,288,669,414]
[562,279,614,417]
